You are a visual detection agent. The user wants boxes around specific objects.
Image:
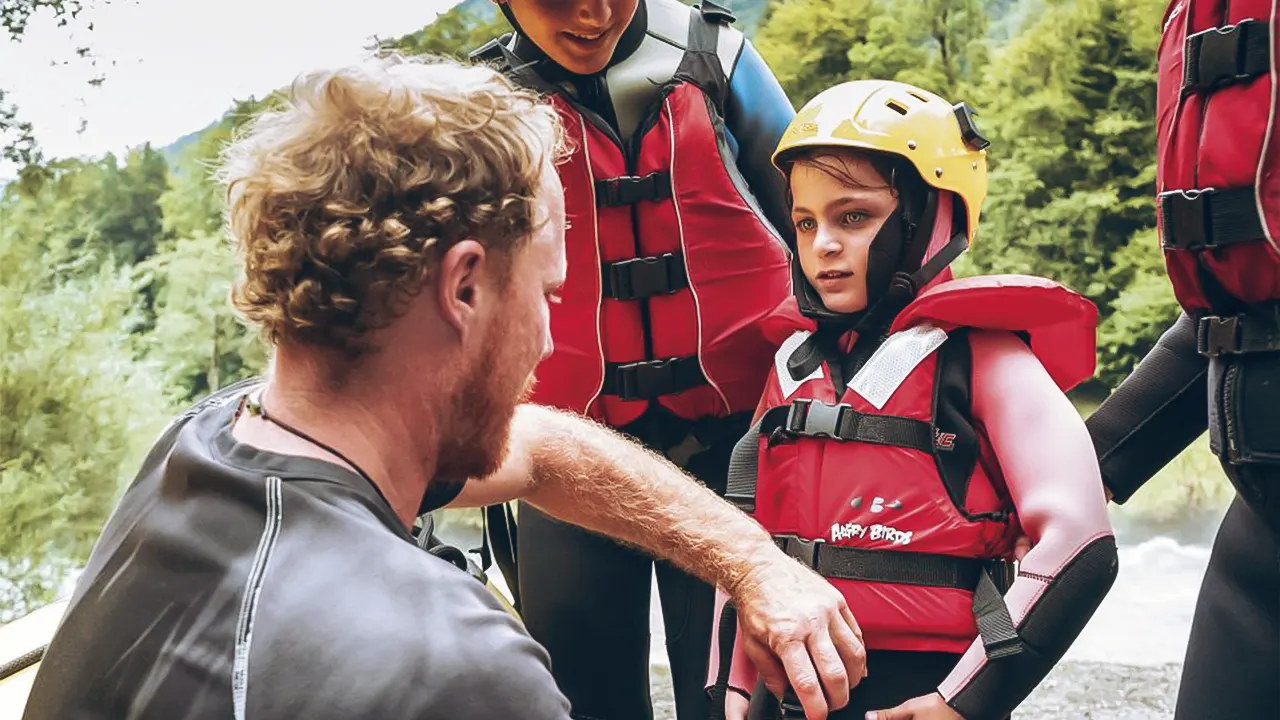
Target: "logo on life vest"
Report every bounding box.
[850,496,903,513]
[830,521,913,546]
[934,429,957,451]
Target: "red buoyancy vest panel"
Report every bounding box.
[739,275,1097,653]
[1157,0,1280,312]
[525,21,791,429]
[891,274,1099,392]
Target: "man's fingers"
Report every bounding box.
[866,704,913,720]
[806,629,850,711]
[841,603,864,644]
[829,608,868,685]
[777,640,829,720]
[743,636,788,700]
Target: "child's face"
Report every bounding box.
[789,154,899,314]
[501,0,640,75]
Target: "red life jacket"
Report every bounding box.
[724,274,1097,654]
[1157,0,1280,316]
[477,5,792,429]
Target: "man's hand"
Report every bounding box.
[449,405,869,717]
[866,692,963,720]
[729,554,867,720]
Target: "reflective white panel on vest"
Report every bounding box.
[848,324,950,409]
[777,330,824,400]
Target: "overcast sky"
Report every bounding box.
[0,0,460,175]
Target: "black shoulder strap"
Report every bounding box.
[930,328,982,517]
[698,0,737,25]
[674,1,733,113]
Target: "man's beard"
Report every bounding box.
[420,312,536,514]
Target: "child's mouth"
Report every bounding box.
[562,28,610,50]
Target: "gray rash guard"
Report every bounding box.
[22,378,572,720]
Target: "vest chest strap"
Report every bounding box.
[594,170,672,207]
[761,400,935,453]
[601,252,688,301]
[1183,19,1271,91]
[1159,185,1264,252]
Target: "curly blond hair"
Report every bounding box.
[218,52,566,356]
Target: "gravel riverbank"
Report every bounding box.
[650,661,1183,719]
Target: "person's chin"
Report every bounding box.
[552,44,618,75]
[819,292,866,315]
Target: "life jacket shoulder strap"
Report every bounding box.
[674,1,734,113]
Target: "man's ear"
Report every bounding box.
[436,239,488,340]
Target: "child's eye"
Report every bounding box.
[795,218,816,232]
[842,211,868,225]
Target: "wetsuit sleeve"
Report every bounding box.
[723,38,796,246]
[705,587,760,699]
[1085,312,1209,504]
[938,330,1119,720]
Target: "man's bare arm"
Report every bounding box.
[447,404,866,720]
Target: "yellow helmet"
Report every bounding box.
[772,80,990,244]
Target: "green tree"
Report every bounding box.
[7,146,169,271]
[160,97,279,239]
[0,193,169,620]
[141,232,267,405]
[389,3,511,62]
[756,0,991,106]
[754,0,885,105]
[965,0,1168,384]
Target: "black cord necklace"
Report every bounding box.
[240,388,386,503]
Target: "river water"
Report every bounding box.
[436,504,1229,719]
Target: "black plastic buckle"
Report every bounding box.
[595,172,672,208]
[603,253,685,301]
[1198,315,1241,357]
[615,358,678,401]
[1185,20,1262,89]
[782,535,824,568]
[786,399,847,439]
[1159,188,1214,250]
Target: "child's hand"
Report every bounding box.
[724,691,750,720]
[865,692,963,720]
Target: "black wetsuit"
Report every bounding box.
[744,651,961,719]
[1089,313,1280,718]
[21,378,573,720]
[475,1,796,718]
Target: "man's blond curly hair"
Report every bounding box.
[218,53,566,356]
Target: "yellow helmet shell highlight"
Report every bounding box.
[773,80,990,244]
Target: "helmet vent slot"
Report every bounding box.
[907,91,930,103]
[886,100,910,115]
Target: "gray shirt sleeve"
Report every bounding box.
[412,571,573,719]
